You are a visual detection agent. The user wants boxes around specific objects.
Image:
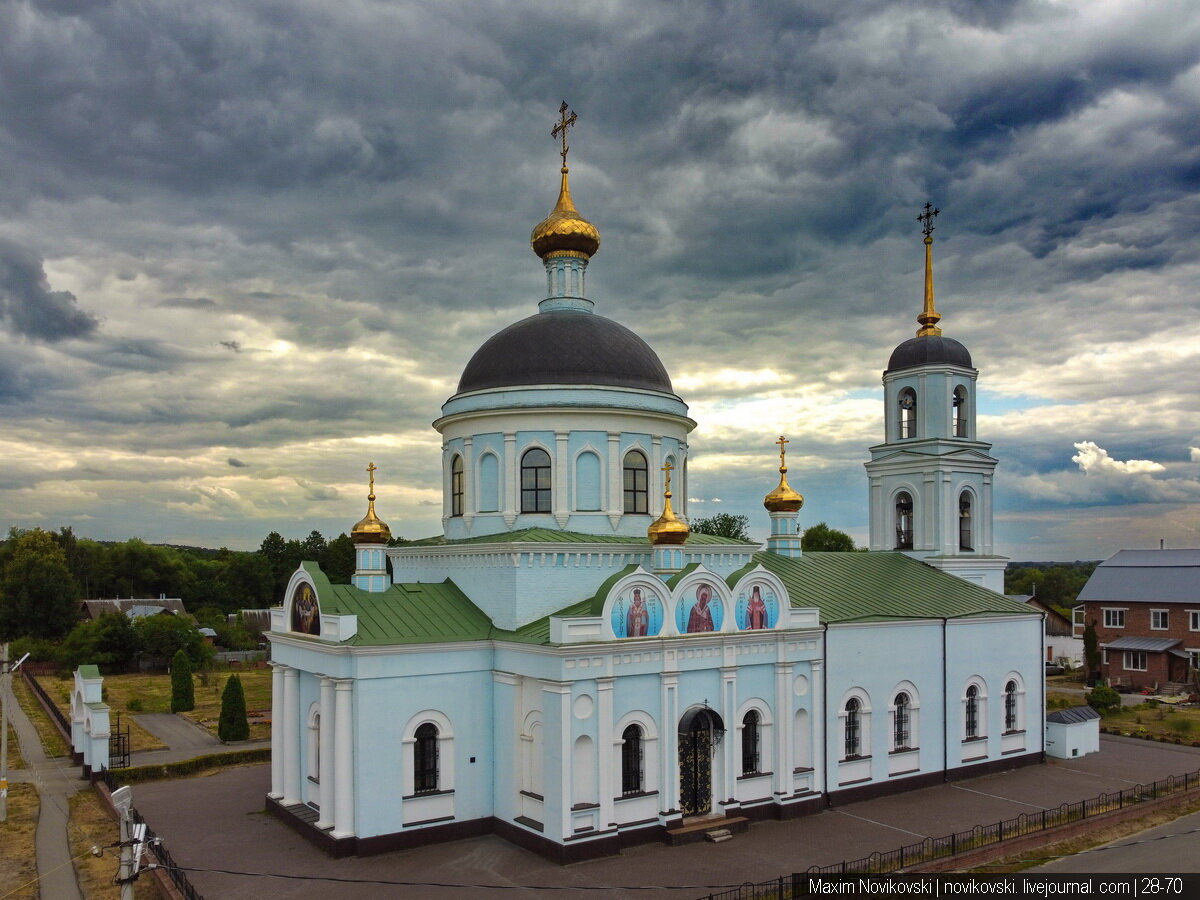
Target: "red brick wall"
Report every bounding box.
[1081,601,1199,691]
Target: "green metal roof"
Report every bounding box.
[77,664,101,679]
[406,527,756,548]
[753,551,1033,624]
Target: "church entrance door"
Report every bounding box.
[678,708,721,817]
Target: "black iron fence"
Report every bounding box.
[697,769,1200,898]
[21,667,71,738]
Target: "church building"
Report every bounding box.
[266,110,1043,862]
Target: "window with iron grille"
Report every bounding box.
[741,710,761,775]
[1004,680,1019,732]
[451,455,464,517]
[621,724,643,794]
[623,450,648,514]
[893,692,911,750]
[414,722,439,793]
[844,698,862,759]
[965,685,980,739]
[520,448,552,513]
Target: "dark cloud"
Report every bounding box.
[158,296,217,309]
[227,457,249,468]
[0,239,99,341]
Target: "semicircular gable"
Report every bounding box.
[284,572,322,636]
[729,566,789,631]
[602,568,670,639]
[672,567,732,635]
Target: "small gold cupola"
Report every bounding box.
[351,462,392,545]
[763,435,804,513]
[530,102,601,261]
[648,461,690,546]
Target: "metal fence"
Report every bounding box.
[21,667,71,737]
[696,769,1200,898]
[96,770,206,900]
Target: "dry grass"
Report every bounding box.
[5,716,26,770]
[38,669,272,748]
[12,676,69,759]
[969,793,1200,873]
[0,783,41,899]
[69,789,166,900]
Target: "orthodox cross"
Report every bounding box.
[775,435,789,469]
[551,101,578,169]
[917,201,940,238]
[366,462,377,498]
[661,460,674,494]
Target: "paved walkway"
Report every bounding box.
[7,684,85,900]
[133,712,223,754]
[129,736,1200,900]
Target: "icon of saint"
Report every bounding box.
[626,588,649,637]
[292,584,320,635]
[747,585,767,630]
[687,584,715,633]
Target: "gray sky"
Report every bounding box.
[2,0,1198,560]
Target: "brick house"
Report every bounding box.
[1075,549,1199,691]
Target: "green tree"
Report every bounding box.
[218,674,250,742]
[57,613,140,672]
[136,614,210,668]
[801,522,856,552]
[170,649,195,712]
[0,528,80,640]
[690,513,751,541]
[1083,620,1100,678]
[300,530,328,562]
[323,533,355,583]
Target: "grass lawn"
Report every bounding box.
[70,789,165,900]
[13,675,69,758]
[0,783,40,899]
[1100,699,1200,742]
[38,668,272,747]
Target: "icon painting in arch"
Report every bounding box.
[676,581,724,634]
[291,582,321,635]
[611,585,665,638]
[735,583,779,630]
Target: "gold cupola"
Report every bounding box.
[648,462,690,545]
[763,435,804,513]
[530,102,601,261]
[351,462,392,545]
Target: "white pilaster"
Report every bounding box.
[597,677,615,827]
[774,662,792,799]
[269,663,285,799]
[463,436,475,526]
[659,672,678,818]
[282,667,301,806]
[650,436,663,517]
[810,660,826,795]
[316,676,335,829]
[554,431,569,527]
[720,666,737,810]
[607,432,621,528]
[503,432,517,526]
[331,679,355,839]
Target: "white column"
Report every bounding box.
[597,677,615,827]
[659,672,678,818]
[316,677,336,829]
[282,667,301,806]
[773,662,792,799]
[503,432,518,526]
[331,679,355,839]
[269,663,285,799]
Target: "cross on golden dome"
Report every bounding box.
[530,101,601,260]
[648,459,689,545]
[551,101,577,171]
[764,435,804,513]
[351,461,391,544]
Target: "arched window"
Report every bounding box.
[450,455,464,517]
[623,450,649,514]
[520,448,551,513]
[1004,680,1019,732]
[952,386,968,438]
[621,724,644,794]
[965,685,980,740]
[895,492,914,549]
[898,388,917,439]
[741,710,761,775]
[414,722,439,793]
[959,492,973,551]
[893,692,910,751]
[844,698,862,759]
[307,707,320,782]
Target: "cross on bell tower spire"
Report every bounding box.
[916,202,942,337]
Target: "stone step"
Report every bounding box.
[705,829,733,843]
[665,815,749,846]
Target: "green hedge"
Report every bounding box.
[108,746,271,784]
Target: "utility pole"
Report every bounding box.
[2,645,32,824]
[111,785,144,900]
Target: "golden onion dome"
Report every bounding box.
[648,465,690,545]
[763,435,804,513]
[530,167,601,260]
[351,463,392,545]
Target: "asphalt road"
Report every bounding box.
[1032,808,1200,874]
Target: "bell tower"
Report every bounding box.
[864,205,1005,593]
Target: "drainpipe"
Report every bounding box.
[942,617,948,782]
[822,624,829,805]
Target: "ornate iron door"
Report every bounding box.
[679,720,712,816]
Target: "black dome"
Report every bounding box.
[456,311,675,395]
[887,335,973,372]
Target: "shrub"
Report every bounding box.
[126,698,143,713]
[170,649,195,712]
[218,674,249,742]
[1169,718,1194,737]
[1086,684,1122,716]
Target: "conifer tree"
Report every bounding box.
[218,674,249,742]
[170,649,195,712]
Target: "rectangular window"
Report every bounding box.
[1190,611,1200,631]
[1151,609,1169,630]
[1123,650,1147,671]
[1103,608,1126,628]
